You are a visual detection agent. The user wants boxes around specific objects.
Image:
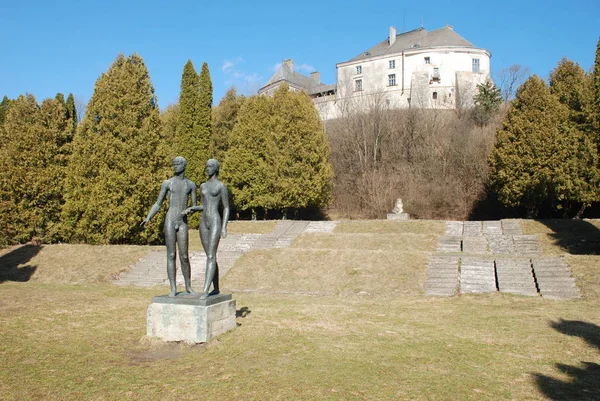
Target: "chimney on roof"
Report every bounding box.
[283,59,294,71]
[310,71,321,84]
[389,26,396,46]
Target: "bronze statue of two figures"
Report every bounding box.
[142,158,229,299]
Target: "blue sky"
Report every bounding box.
[1,0,599,109]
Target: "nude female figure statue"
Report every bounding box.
[183,159,230,299]
[141,156,196,297]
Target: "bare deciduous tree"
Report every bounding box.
[326,100,502,220]
[496,64,531,101]
[74,95,87,123]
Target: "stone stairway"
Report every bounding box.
[425,220,581,299]
[113,220,336,288]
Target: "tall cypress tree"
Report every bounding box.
[62,53,169,244]
[0,95,72,243]
[212,87,245,161]
[65,93,78,135]
[175,60,207,188]
[196,62,213,166]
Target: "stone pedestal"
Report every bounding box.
[387,213,410,221]
[147,293,236,343]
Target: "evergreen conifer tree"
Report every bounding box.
[196,62,213,167]
[0,95,72,243]
[549,59,590,125]
[224,95,278,215]
[65,93,78,135]
[489,76,598,217]
[55,93,65,106]
[174,60,209,227]
[592,38,600,139]
[225,85,333,217]
[472,80,502,126]
[0,96,11,127]
[212,87,245,161]
[271,85,333,216]
[161,103,179,157]
[61,54,169,244]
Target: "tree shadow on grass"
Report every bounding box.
[539,219,600,255]
[550,319,600,350]
[0,244,41,283]
[533,320,600,400]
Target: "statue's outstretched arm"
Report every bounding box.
[182,205,204,215]
[141,181,169,226]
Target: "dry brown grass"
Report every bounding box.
[335,219,445,235]
[0,283,598,400]
[0,243,150,284]
[223,248,428,296]
[523,219,600,255]
[293,232,439,253]
[1,219,599,400]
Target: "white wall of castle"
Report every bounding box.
[315,47,491,120]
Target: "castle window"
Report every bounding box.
[433,91,438,100]
[389,60,395,69]
[388,74,396,86]
[424,57,430,64]
[472,58,480,73]
[356,65,362,74]
[355,79,363,92]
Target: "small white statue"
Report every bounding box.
[391,198,404,214]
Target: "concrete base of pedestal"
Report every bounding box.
[387,213,410,220]
[147,293,236,343]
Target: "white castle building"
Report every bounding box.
[259,25,491,120]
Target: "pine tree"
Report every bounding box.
[225,85,333,217]
[472,80,502,126]
[212,87,245,161]
[0,95,72,243]
[488,76,598,217]
[61,54,169,244]
[65,93,78,135]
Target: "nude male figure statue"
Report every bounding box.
[142,156,197,297]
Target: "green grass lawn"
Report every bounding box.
[0,219,598,400]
